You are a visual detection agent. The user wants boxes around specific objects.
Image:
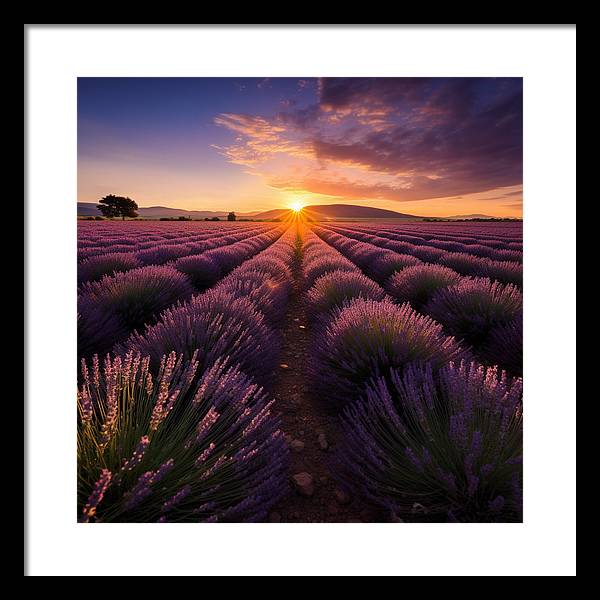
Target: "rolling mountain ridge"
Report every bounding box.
[77,203,259,219]
[252,204,423,220]
[78,202,511,221]
[77,202,423,220]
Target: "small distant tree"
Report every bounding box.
[97,195,138,220]
[227,212,237,222]
[211,217,220,222]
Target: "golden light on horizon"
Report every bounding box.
[290,201,304,213]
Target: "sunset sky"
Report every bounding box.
[78,77,523,217]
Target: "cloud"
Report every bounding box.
[212,113,312,165]
[214,78,522,204]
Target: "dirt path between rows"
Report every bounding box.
[268,248,385,523]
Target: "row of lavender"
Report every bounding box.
[78,226,287,359]
[78,226,301,522]
[77,220,275,252]
[301,227,523,522]
[318,224,523,287]
[312,226,522,377]
[350,221,523,247]
[78,222,278,283]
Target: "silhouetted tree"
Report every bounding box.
[97,195,138,220]
[211,217,220,222]
[227,212,236,222]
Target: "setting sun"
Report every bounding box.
[290,201,304,213]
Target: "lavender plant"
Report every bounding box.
[303,256,358,288]
[368,252,423,283]
[174,254,223,289]
[78,265,194,358]
[311,298,468,408]
[348,245,389,270]
[78,252,141,285]
[204,246,246,273]
[241,256,293,284]
[217,269,290,324]
[425,277,523,349]
[410,246,447,264]
[306,271,387,318]
[428,239,468,253]
[493,249,523,263]
[78,351,289,522]
[483,260,523,288]
[136,244,195,266]
[337,361,523,522]
[387,264,462,310]
[122,288,279,383]
[440,252,488,276]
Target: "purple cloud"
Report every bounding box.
[215,77,523,203]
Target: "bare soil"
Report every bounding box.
[268,253,386,523]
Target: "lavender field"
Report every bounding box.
[77,218,523,523]
[21,26,583,577]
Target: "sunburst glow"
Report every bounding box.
[290,201,304,213]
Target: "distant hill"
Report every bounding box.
[80,202,517,222]
[77,203,258,219]
[77,202,104,217]
[253,204,423,221]
[78,202,424,221]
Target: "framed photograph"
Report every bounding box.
[25,25,576,576]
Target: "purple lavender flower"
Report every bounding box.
[174,254,222,289]
[411,246,447,263]
[387,264,462,310]
[483,259,523,288]
[241,256,293,283]
[78,252,141,285]
[78,352,289,523]
[336,361,523,522]
[311,298,468,408]
[121,436,150,472]
[440,252,489,276]
[367,252,423,283]
[78,265,194,358]
[136,244,195,266]
[77,387,93,424]
[303,256,358,288]
[122,288,279,383]
[79,469,112,523]
[124,470,158,511]
[161,485,192,513]
[306,271,387,318]
[217,269,290,325]
[425,277,523,349]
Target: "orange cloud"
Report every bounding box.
[213,78,522,215]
